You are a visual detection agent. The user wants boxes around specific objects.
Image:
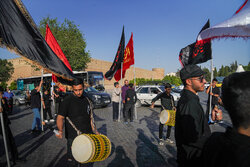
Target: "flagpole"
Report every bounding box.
[41,69,44,131]
[209,59,213,123]
[52,81,55,116]
[118,63,123,122]
[0,100,11,167]
[134,64,137,120]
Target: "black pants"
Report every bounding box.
[1,125,19,163]
[43,107,53,120]
[124,103,134,122]
[7,99,13,114]
[159,123,172,139]
[55,102,59,115]
[206,103,215,121]
[112,102,119,121]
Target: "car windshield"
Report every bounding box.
[84,87,98,92]
[172,88,182,93]
[159,86,165,92]
[14,91,25,96]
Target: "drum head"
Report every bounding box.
[160,110,169,124]
[72,135,93,163]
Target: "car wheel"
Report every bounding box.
[135,100,142,108]
[15,99,20,106]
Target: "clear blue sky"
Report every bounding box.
[0,0,249,74]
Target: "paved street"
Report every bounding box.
[0,91,232,167]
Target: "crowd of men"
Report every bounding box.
[0,66,250,167]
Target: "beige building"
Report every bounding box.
[7,57,164,89]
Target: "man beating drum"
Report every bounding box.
[56,78,99,165]
[150,83,176,145]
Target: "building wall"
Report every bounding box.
[7,57,165,89]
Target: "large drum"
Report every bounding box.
[71,134,111,163]
[159,110,176,126]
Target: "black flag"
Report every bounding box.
[0,0,76,81]
[179,20,212,66]
[104,27,125,80]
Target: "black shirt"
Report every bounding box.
[0,98,10,135]
[54,90,61,103]
[202,127,250,167]
[58,93,93,139]
[125,89,137,104]
[30,89,41,109]
[207,86,220,105]
[152,91,174,110]
[175,89,211,166]
[43,94,51,108]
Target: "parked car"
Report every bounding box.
[136,85,180,107]
[84,87,111,108]
[204,83,210,89]
[12,90,26,105]
[177,85,184,90]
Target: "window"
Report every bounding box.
[150,87,160,94]
[139,87,149,93]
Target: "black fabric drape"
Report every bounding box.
[105,27,125,80]
[179,20,212,66]
[0,0,76,81]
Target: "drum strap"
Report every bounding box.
[85,97,98,134]
[160,96,175,112]
[66,117,82,136]
[66,97,98,136]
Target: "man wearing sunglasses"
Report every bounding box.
[175,64,211,167]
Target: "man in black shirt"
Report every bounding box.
[42,89,54,123]
[151,83,175,145]
[30,80,43,133]
[53,86,60,116]
[56,78,98,164]
[124,83,137,123]
[206,78,221,124]
[175,64,211,167]
[202,71,250,167]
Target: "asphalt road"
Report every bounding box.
[0,91,232,167]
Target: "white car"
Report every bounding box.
[136,85,180,107]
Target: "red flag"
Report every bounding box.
[45,24,72,82]
[114,33,134,81]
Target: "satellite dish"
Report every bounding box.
[236,65,245,72]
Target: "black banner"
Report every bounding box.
[179,20,212,66]
[0,0,76,81]
[104,27,125,80]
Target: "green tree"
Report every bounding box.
[213,67,218,78]
[224,66,230,76]
[9,81,17,90]
[243,62,250,71]
[0,82,8,89]
[162,75,182,86]
[39,16,91,71]
[202,67,211,82]
[230,61,238,73]
[0,59,14,84]
[218,65,224,76]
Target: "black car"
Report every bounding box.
[84,87,111,108]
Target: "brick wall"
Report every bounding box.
[7,57,165,89]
